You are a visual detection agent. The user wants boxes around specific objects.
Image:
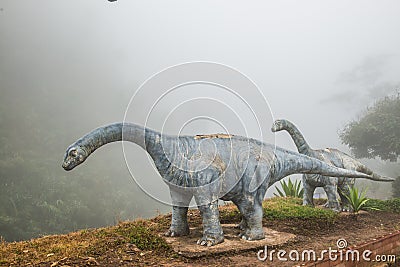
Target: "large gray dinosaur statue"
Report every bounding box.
[62,123,389,246]
[271,119,394,211]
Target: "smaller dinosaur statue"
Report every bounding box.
[271,119,394,211]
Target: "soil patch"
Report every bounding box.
[164,224,295,258]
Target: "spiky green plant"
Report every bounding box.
[274,178,304,198]
[343,186,370,213]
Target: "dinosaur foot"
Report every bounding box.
[341,206,353,212]
[234,219,247,231]
[322,202,342,212]
[238,230,265,241]
[196,234,224,246]
[164,227,189,237]
[325,202,341,212]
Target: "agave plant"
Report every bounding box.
[274,177,304,198]
[343,186,370,213]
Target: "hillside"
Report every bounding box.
[1,198,400,266]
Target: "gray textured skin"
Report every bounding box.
[271,119,394,212]
[62,122,379,246]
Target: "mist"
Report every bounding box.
[1,1,400,241]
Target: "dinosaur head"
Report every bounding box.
[271,119,287,132]
[62,145,88,171]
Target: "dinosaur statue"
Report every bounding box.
[62,122,391,246]
[271,119,394,211]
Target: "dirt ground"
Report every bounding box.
[175,211,400,267]
[164,224,296,258]
[2,207,400,267]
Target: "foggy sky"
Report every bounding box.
[1,1,400,205]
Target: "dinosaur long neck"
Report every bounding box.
[281,120,312,155]
[75,123,158,155]
[269,149,372,185]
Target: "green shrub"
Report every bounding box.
[263,197,337,222]
[116,221,170,251]
[274,178,304,198]
[365,198,400,213]
[343,186,370,213]
[219,208,241,223]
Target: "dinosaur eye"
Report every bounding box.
[69,149,78,157]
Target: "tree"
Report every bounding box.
[340,94,400,162]
[340,93,400,197]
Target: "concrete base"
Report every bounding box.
[164,224,296,258]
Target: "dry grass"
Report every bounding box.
[3,197,392,266]
[0,218,174,266]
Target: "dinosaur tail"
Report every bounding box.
[273,149,379,182]
[338,151,395,182]
[249,148,383,192]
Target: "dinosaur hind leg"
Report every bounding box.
[195,198,224,246]
[236,193,265,241]
[324,184,341,212]
[232,199,248,231]
[338,181,353,212]
[235,218,247,231]
[302,175,316,207]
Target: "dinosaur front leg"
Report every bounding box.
[196,199,224,246]
[165,187,192,237]
[323,184,341,212]
[164,206,190,237]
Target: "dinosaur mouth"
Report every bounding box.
[62,162,73,171]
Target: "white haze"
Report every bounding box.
[1,0,399,214]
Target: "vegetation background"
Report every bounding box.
[0,88,169,241]
[1,1,399,242]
